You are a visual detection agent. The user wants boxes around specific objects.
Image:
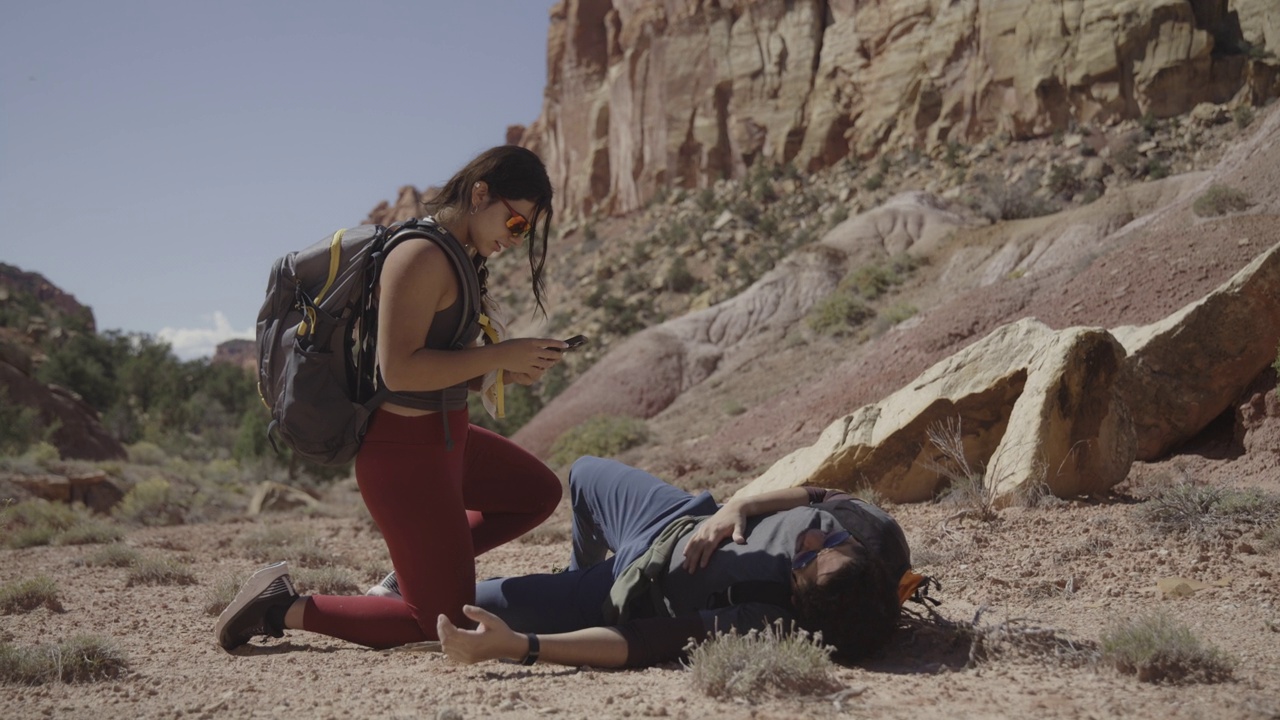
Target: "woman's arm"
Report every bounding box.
[377,240,564,391]
[437,606,630,667]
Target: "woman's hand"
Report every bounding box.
[437,605,526,665]
[495,338,566,376]
[681,500,749,573]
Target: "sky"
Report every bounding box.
[1,1,553,360]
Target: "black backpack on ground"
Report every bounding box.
[255,217,480,465]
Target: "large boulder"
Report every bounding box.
[1113,240,1280,460]
[0,344,126,462]
[735,319,1134,503]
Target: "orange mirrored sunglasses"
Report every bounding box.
[497,196,532,239]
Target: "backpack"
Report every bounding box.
[255,217,480,465]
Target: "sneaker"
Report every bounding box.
[365,571,401,600]
[215,561,297,651]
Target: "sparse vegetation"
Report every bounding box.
[807,292,874,336]
[1192,185,1252,217]
[1234,104,1256,130]
[1139,483,1280,538]
[0,636,128,684]
[202,574,242,616]
[113,477,187,526]
[0,499,113,549]
[79,543,141,568]
[293,567,359,595]
[550,415,650,467]
[1101,613,1234,684]
[685,621,841,699]
[0,576,64,615]
[926,418,1000,521]
[236,524,337,568]
[125,555,197,587]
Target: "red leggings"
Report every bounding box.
[302,408,561,648]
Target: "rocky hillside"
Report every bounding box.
[516,0,1278,217]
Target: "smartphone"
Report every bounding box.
[561,334,589,351]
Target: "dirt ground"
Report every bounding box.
[2,429,1278,720]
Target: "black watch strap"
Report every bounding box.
[521,633,540,665]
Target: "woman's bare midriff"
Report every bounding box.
[379,403,440,418]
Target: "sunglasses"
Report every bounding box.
[497,196,533,239]
[792,530,852,571]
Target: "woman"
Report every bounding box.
[217,146,566,651]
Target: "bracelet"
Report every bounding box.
[521,633,540,665]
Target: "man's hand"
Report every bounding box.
[437,605,526,664]
[681,500,748,572]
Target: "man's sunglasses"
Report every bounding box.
[497,196,533,239]
[792,530,852,571]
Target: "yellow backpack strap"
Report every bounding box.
[298,228,346,337]
[477,313,504,418]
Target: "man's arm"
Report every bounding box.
[681,486,818,572]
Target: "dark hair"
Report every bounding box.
[422,145,555,314]
[792,550,900,663]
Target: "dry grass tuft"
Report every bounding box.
[125,555,197,587]
[926,418,999,522]
[685,620,842,699]
[78,543,142,568]
[236,524,336,568]
[0,636,129,684]
[293,567,359,595]
[0,576,64,615]
[1140,483,1280,539]
[1101,613,1234,684]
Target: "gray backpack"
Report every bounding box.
[255,217,480,465]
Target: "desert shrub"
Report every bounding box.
[1048,163,1083,198]
[1,499,81,548]
[1139,483,1280,537]
[1101,613,1233,684]
[1146,159,1170,180]
[863,173,884,191]
[1234,105,1255,129]
[665,256,697,293]
[125,555,197,587]
[54,518,124,546]
[79,543,141,568]
[926,418,999,521]
[0,576,64,614]
[113,477,187,526]
[971,171,1058,221]
[236,524,336,568]
[126,441,167,466]
[293,567,359,595]
[1192,185,1252,217]
[807,293,874,336]
[0,387,44,456]
[0,636,128,684]
[686,621,840,699]
[882,302,919,325]
[550,415,650,467]
[722,399,747,417]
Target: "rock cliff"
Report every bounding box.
[520,0,1279,217]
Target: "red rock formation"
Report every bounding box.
[520,0,1280,217]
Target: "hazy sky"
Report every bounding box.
[1,1,553,359]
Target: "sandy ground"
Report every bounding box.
[2,435,1278,720]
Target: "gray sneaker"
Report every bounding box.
[365,571,401,600]
[215,561,297,651]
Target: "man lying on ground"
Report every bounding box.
[430,456,914,668]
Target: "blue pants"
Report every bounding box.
[475,456,717,633]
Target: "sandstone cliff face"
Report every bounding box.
[521,0,1279,217]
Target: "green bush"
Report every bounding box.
[113,478,187,526]
[1140,483,1280,537]
[1192,185,1252,217]
[79,543,141,568]
[550,415,650,467]
[0,387,43,456]
[807,293,874,336]
[1101,613,1233,684]
[686,621,841,699]
[1,499,80,549]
